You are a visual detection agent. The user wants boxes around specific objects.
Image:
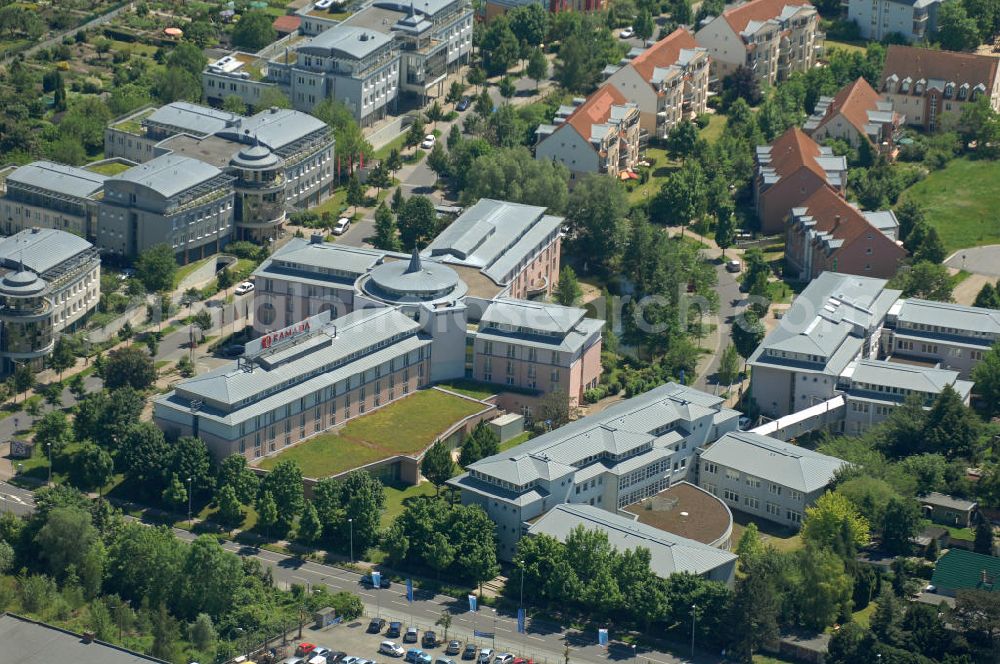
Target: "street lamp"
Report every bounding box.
[187,476,193,523]
[46,442,52,485]
[348,517,354,563]
[690,604,697,661]
[492,608,498,651]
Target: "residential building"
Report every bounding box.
[0,161,106,240]
[785,186,907,282]
[0,613,169,664]
[484,0,604,20]
[846,0,943,43]
[694,0,823,87]
[919,492,978,528]
[880,45,1000,132]
[0,228,100,375]
[604,28,710,140]
[882,298,1000,378]
[697,431,848,528]
[749,272,901,418]
[754,127,847,234]
[929,549,1000,596]
[449,382,740,559]
[803,77,904,154]
[535,85,641,180]
[97,154,235,263]
[843,359,973,434]
[526,503,737,584]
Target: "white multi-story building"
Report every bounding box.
[846,0,942,42]
[0,162,107,241]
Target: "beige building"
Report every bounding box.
[535,84,641,180]
[803,77,904,155]
[695,0,822,86]
[879,45,1000,132]
[604,28,709,139]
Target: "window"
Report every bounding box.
[723,489,740,503]
[725,469,740,481]
[703,462,718,474]
[788,489,802,501]
[766,502,780,516]
[745,476,761,489]
[786,510,802,524]
[769,483,782,496]
[744,496,760,510]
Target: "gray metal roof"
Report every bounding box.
[919,491,977,511]
[258,237,394,278]
[849,358,963,394]
[301,24,394,60]
[700,432,848,493]
[526,504,737,578]
[480,298,584,335]
[237,108,330,152]
[367,249,462,297]
[372,0,461,18]
[0,228,93,276]
[897,298,1000,336]
[111,154,225,199]
[474,315,603,354]
[145,101,241,137]
[6,161,107,199]
[0,614,168,664]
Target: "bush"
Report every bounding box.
[583,387,607,404]
[695,113,712,129]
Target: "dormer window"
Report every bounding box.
[944,82,954,99]
[914,79,925,95]
[958,83,969,100]
[900,77,911,94]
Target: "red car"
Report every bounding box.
[513,659,533,664]
[295,643,317,657]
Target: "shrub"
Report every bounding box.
[695,113,712,129]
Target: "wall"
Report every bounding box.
[607,66,659,135]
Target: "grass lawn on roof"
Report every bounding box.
[901,157,1000,251]
[257,389,486,477]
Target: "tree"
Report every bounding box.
[222,95,247,114]
[119,422,172,494]
[427,142,450,178]
[952,589,1000,654]
[527,47,548,90]
[153,66,202,104]
[421,441,455,492]
[735,521,764,560]
[391,186,405,212]
[47,336,76,378]
[368,161,392,195]
[435,610,453,642]
[257,491,278,539]
[102,346,156,391]
[555,266,582,306]
[975,520,994,554]
[802,491,871,553]
[216,484,244,527]
[715,209,736,257]
[936,1,981,52]
[555,34,601,93]
[481,16,520,75]
[889,261,953,301]
[881,496,922,556]
[167,42,207,78]
[498,76,516,103]
[346,173,364,214]
[298,500,323,544]
[231,11,277,51]
[192,310,213,340]
[12,362,34,400]
[136,244,178,293]
[372,202,401,251]
[870,585,905,646]
[565,174,628,273]
[717,344,740,387]
[446,80,466,105]
[397,195,438,250]
[651,159,707,228]
[459,421,500,467]
[68,443,114,492]
[189,613,217,653]
[34,506,98,581]
[150,603,181,662]
[172,436,214,495]
[162,474,188,511]
[972,342,1000,419]
[723,65,763,106]
[406,116,426,152]
[909,224,947,264]
[975,281,1000,309]
[635,10,654,41]
[333,471,386,555]
[259,460,304,532]
[728,550,782,660]
[425,101,445,128]
[34,410,71,455]
[387,150,404,177]
[792,545,853,631]
[448,124,462,150]
[924,384,982,459]
[666,120,700,158]
[462,147,569,212]
[253,87,292,113]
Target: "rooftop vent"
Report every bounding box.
[270,106,280,113]
[360,32,369,41]
[310,233,324,244]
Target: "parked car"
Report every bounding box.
[512,659,533,664]
[280,659,305,664]
[405,650,432,664]
[368,618,387,633]
[333,217,351,235]
[342,657,362,664]
[619,26,634,38]
[222,343,245,357]
[234,281,255,295]
[380,641,406,657]
[404,627,419,643]
[738,415,752,430]
[725,259,741,273]
[456,96,471,112]
[462,645,477,660]
[420,134,436,149]
[296,644,318,657]
[387,622,403,639]
[312,648,332,659]
[309,656,329,664]
[493,654,514,664]
[421,631,438,648]
[324,652,347,663]
[362,574,391,589]
[445,641,462,656]
[435,659,457,664]
[477,649,494,664]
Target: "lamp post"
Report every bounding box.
[690,604,697,661]
[492,608,498,651]
[348,517,354,563]
[46,442,52,485]
[187,476,193,523]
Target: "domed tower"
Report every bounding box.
[229,140,286,243]
[0,269,54,374]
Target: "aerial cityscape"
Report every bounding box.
[1,0,1000,662]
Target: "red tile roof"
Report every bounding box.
[629,27,699,84]
[814,77,883,137]
[882,45,1000,90]
[767,126,825,180]
[722,0,813,35]
[565,83,628,139]
[273,14,301,34]
[798,187,876,246]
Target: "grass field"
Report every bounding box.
[902,157,1000,251]
[381,481,438,527]
[730,509,803,553]
[435,379,498,401]
[499,431,531,452]
[825,39,867,54]
[86,161,133,175]
[257,389,485,477]
[699,113,727,144]
[173,255,215,289]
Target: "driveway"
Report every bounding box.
[945,245,1000,277]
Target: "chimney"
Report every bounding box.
[834,214,841,227]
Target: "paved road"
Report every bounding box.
[945,245,1000,277]
[693,259,743,395]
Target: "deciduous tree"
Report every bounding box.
[421,441,455,492]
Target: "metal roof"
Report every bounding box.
[930,549,1000,594]
[237,108,330,151]
[367,249,462,296]
[699,432,848,493]
[258,237,394,278]
[474,315,603,355]
[111,154,225,199]
[897,298,1000,336]
[0,614,168,664]
[300,24,394,60]
[145,101,240,137]
[919,491,977,511]
[850,359,964,394]
[480,298,584,335]
[0,228,93,276]
[6,161,107,199]
[526,503,736,578]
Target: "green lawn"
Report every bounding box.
[173,255,216,289]
[310,188,348,217]
[731,509,803,553]
[499,431,531,452]
[86,161,132,176]
[435,380,498,400]
[699,113,727,144]
[629,147,678,204]
[257,389,486,477]
[825,39,867,54]
[381,482,438,527]
[945,524,976,541]
[901,157,1000,251]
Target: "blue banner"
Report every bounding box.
[473,630,494,639]
[598,628,609,647]
[407,578,413,603]
[517,608,525,634]
[371,571,381,588]
[468,594,478,612]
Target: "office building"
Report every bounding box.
[0,161,107,240]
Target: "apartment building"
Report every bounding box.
[0,228,100,375]
[0,161,106,240]
[97,154,235,263]
[882,298,1000,378]
[484,0,604,20]
[697,431,847,528]
[880,45,1000,132]
[695,0,823,86]
[749,272,901,418]
[803,77,904,154]
[535,85,641,180]
[449,382,741,559]
[785,186,907,282]
[604,28,710,140]
[846,0,943,42]
[843,359,973,434]
[754,127,847,234]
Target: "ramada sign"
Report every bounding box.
[245,310,332,357]
[261,320,310,349]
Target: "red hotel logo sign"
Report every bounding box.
[260,320,311,349]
